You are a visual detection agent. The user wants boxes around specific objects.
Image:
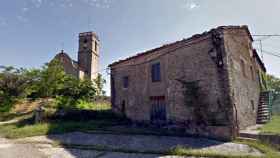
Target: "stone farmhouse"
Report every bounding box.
[109,26,267,140]
[54,32,100,80]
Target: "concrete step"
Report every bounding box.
[257,115,269,118]
[257,113,270,117]
[257,107,269,111]
[257,119,270,123]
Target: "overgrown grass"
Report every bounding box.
[0,119,118,139]
[260,115,280,135]
[75,100,111,110]
[170,146,258,158]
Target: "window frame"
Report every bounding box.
[151,62,161,82]
[123,76,129,89]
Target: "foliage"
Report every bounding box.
[266,74,280,115]
[0,59,102,111]
[74,100,111,110]
[38,59,67,97]
[0,66,30,112]
[93,73,106,96]
[266,74,280,93]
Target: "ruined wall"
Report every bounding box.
[111,31,235,140]
[223,28,261,130]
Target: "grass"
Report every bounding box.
[75,100,111,110]
[0,119,120,139]
[170,146,259,158]
[260,115,280,135]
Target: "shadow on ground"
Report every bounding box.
[15,109,229,158]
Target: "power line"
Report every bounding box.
[255,48,280,58]
[252,34,280,37]
[262,50,280,58]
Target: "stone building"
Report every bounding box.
[54,32,100,80]
[109,26,266,140]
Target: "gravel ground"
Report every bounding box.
[0,138,47,158]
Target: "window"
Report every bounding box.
[123,76,129,88]
[250,66,254,80]
[95,41,98,52]
[240,59,246,77]
[152,63,161,82]
[251,100,255,111]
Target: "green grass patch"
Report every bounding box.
[169,146,259,158]
[260,115,280,135]
[0,119,118,139]
[75,100,111,110]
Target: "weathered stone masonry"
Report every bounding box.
[53,32,100,81]
[109,26,266,140]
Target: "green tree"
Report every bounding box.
[94,73,106,96]
[38,59,67,97]
[266,74,280,115]
[266,74,280,93]
[0,66,30,111]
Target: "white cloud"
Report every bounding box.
[182,0,200,10]
[189,3,198,9]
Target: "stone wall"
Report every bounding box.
[223,28,261,130]
[54,52,78,78]
[110,30,235,140]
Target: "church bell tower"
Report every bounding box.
[78,32,100,80]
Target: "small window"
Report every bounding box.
[152,63,161,82]
[123,76,129,88]
[240,59,246,77]
[250,66,254,80]
[95,41,98,52]
[251,100,255,111]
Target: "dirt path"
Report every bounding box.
[0,137,47,158]
[0,119,18,125]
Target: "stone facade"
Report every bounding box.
[54,32,100,80]
[109,26,266,140]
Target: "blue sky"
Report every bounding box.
[0,0,280,95]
